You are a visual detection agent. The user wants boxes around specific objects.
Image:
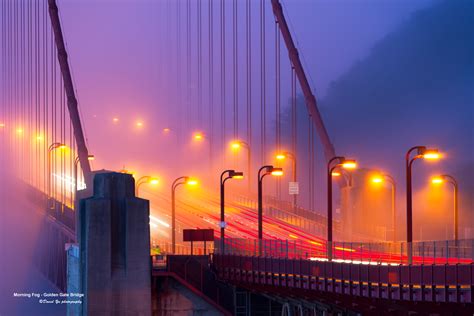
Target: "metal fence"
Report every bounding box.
[214,238,474,265]
[153,241,214,256]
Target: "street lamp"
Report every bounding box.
[257,165,283,253]
[231,140,251,190]
[406,146,440,263]
[327,156,357,260]
[135,175,160,196]
[275,151,297,207]
[431,174,458,241]
[47,142,66,209]
[171,176,198,254]
[220,169,244,253]
[371,172,396,242]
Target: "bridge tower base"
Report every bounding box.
[79,172,151,315]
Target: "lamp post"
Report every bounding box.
[371,172,396,242]
[135,175,159,196]
[220,169,244,253]
[406,146,440,264]
[231,140,251,191]
[257,165,283,254]
[171,176,198,254]
[431,174,458,242]
[327,156,357,260]
[47,142,66,209]
[276,151,297,207]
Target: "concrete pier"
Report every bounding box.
[79,172,151,315]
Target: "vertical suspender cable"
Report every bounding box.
[220,0,225,165]
[197,0,202,126]
[246,0,252,189]
[233,0,238,139]
[260,0,265,164]
[208,0,213,167]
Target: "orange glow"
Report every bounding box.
[112,117,119,123]
[193,132,204,141]
[163,127,171,133]
[331,171,341,177]
[87,155,95,161]
[341,160,357,170]
[120,169,136,176]
[423,150,441,160]
[59,144,67,150]
[230,141,241,149]
[16,128,23,134]
[232,175,244,179]
[149,178,160,185]
[275,154,286,160]
[371,176,383,183]
[186,178,198,186]
[431,176,444,184]
[271,169,283,176]
[36,135,43,141]
[136,121,143,128]
[0,123,5,128]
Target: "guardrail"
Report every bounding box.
[214,238,474,265]
[153,241,214,256]
[213,254,474,304]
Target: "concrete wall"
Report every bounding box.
[79,172,151,315]
[152,277,222,316]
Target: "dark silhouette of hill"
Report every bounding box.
[320,0,473,159]
[315,0,474,235]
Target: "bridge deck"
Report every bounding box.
[213,254,474,307]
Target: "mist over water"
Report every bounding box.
[0,165,65,315]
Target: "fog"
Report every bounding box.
[0,1,473,313]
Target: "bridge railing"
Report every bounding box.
[153,241,214,256]
[214,238,474,265]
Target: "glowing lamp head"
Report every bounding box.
[230,141,241,150]
[331,171,341,177]
[423,149,440,160]
[112,117,119,123]
[271,168,284,176]
[371,176,383,183]
[193,132,204,141]
[185,178,198,186]
[0,123,5,128]
[431,176,444,184]
[230,171,244,179]
[341,159,357,170]
[136,121,143,128]
[87,155,95,161]
[59,144,67,150]
[163,127,171,133]
[276,154,286,160]
[149,178,160,185]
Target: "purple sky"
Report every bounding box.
[57,0,437,172]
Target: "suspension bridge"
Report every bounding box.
[0,0,473,315]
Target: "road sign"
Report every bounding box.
[183,229,214,242]
[289,182,299,195]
